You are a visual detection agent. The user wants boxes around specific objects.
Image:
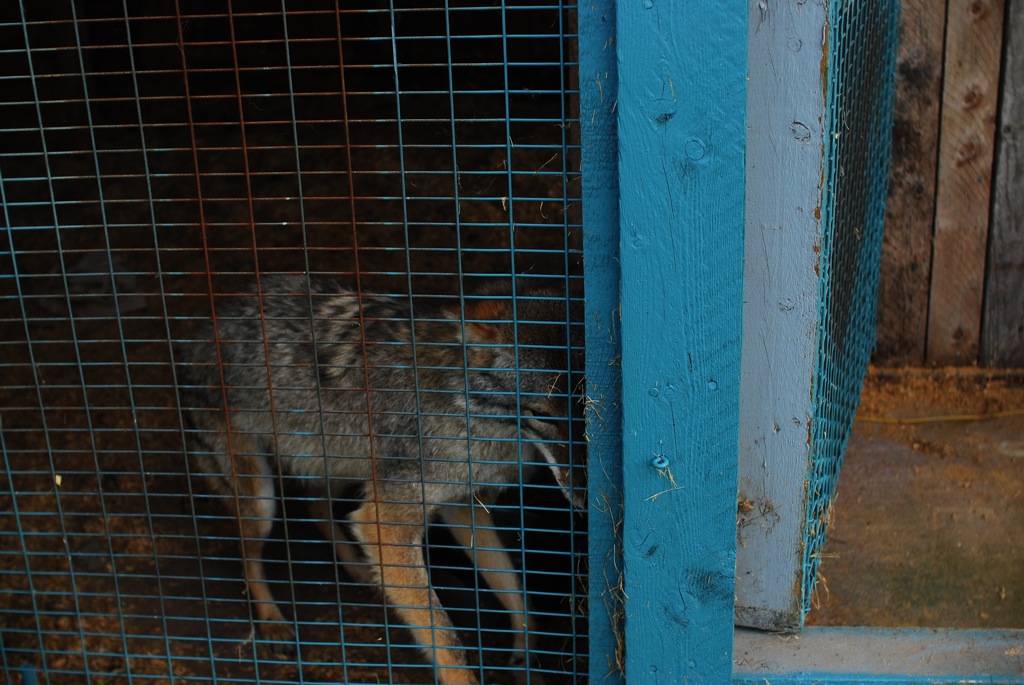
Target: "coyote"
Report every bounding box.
[178,275,583,685]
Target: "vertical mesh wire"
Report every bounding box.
[0,2,584,683]
[802,0,899,617]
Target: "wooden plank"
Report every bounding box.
[927,0,1006,364]
[873,0,947,365]
[577,1,625,682]
[736,0,828,632]
[615,2,746,681]
[982,0,1024,367]
[734,627,1024,683]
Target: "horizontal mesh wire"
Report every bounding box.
[0,2,585,684]
[802,0,899,617]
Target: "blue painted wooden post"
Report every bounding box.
[578,1,626,683]
[616,2,747,682]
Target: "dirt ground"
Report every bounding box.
[806,368,1024,629]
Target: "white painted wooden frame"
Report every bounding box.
[736,0,829,631]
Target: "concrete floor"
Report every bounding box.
[805,371,1024,629]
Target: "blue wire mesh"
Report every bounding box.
[0,2,585,683]
[803,0,900,617]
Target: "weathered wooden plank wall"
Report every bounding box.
[875,0,946,365]
[876,0,1020,367]
[982,0,1024,367]
[927,0,1005,364]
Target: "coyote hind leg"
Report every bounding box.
[350,498,480,685]
[441,504,547,685]
[222,453,297,653]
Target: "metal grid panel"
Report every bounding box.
[803,0,899,616]
[0,2,585,684]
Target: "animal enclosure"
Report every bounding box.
[7,1,1012,684]
[1,2,584,684]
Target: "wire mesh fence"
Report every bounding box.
[803,0,900,618]
[1,2,585,684]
